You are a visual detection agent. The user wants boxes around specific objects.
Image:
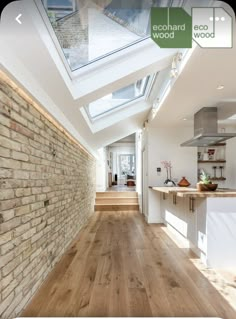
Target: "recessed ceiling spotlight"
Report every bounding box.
[182,118,187,121]
[217,85,224,90]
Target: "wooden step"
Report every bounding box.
[95,204,139,211]
[95,197,138,205]
[96,191,138,198]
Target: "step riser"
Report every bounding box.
[96,198,138,204]
[96,192,138,198]
[95,204,139,211]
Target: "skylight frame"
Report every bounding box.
[35,0,76,78]
[38,1,152,72]
[35,0,157,81]
[84,74,153,122]
[36,0,180,75]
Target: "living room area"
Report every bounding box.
[94,133,138,211]
[107,133,136,189]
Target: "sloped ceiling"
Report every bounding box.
[0,0,177,156]
[150,38,236,129]
[1,0,235,156]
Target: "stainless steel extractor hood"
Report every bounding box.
[181,107,236,147]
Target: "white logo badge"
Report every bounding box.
[192,8,232,48]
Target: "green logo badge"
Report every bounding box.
[151,8,192,48]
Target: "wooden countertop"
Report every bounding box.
[151,187,196,194]
[151,187,236,198]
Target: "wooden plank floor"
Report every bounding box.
[22,211,236,318]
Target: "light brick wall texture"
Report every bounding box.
[0,75,96,318]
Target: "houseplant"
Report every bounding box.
[197,170,218,191]
[161,160,176,186]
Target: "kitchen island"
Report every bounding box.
[150,186,236,268]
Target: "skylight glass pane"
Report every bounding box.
[41,0,172,71]
[87,76,150,119]
[47,0,73,6]
[42,0,76,20]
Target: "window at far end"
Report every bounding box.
[86,76,150,120]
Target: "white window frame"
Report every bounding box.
[85,75,151,121]
[35,0,183,78]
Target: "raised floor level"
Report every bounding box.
[95,191,139,211]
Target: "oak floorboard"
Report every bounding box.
[108,249,129,317]
[87,284,111,317]
[134,221,221,317]
[153,225,236,319]
[22,211,236,318]
[128,288,152,317]
[68,254,100,317]
[136,248,176,317]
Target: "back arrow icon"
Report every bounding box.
[16,14,22,25]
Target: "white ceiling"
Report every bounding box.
[111,133,136,144]
[151,24,236,129]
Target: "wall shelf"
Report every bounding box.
[210,143,226,146]
[197,177,226,181]
[198,160,226,163]
[198,143,226,147]
[198,144,226,183]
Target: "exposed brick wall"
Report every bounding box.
[0,73,96,318]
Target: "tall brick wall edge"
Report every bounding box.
[0,70,96,318]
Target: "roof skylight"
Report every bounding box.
[227,114,236,120]
[87,76,150,120]
[42,0,77,20]
[41,0,172,71]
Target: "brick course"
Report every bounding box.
[0,73,96,318]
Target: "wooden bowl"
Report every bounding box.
[197,183,218,191]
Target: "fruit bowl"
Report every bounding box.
[197,183,218,192]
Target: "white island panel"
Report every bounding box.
[207,197,236,268]
[151,187,236,268]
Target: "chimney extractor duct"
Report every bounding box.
[181,107,236,147]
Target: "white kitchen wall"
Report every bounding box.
[144,124,197,223]
[148,125,197,187]
[141,125,149,219]
[135,131,143,212]
[224,125,236,189]
[96,147,108,191]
